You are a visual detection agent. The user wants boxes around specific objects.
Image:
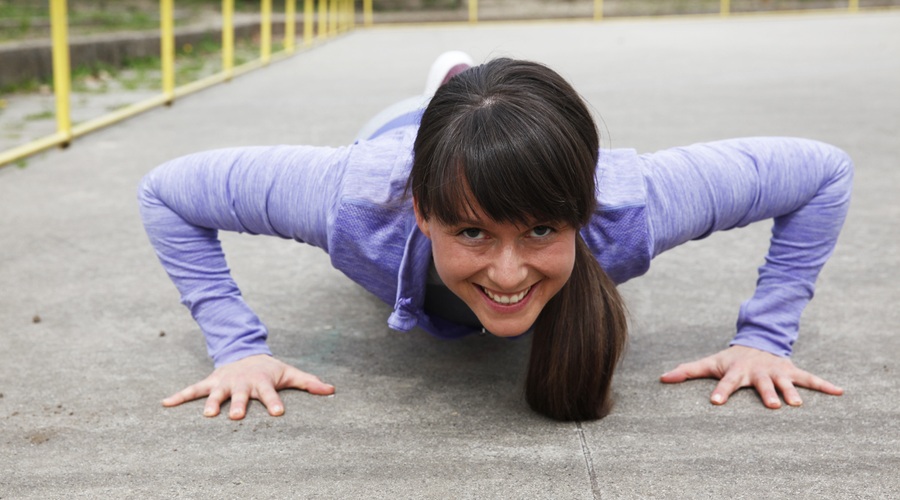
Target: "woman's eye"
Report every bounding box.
[460,228,484,239]
[530,226,554,237]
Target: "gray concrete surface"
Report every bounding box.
[1,11,898,499]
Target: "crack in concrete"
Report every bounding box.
[576,421,601,499]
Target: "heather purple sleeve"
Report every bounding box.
[138,145,347,366]
[642,137,853,357]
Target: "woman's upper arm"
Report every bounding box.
[139,145,347,249]
[137,144,348,366]
[641,137,853,356]
[643,137,852,256]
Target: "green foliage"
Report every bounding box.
[0,78,43,95]
[0,1,49,18]
[23,110,54,121]
[421,0,463,9]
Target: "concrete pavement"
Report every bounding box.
[1,11,898,499]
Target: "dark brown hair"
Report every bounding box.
[410,58,628,421]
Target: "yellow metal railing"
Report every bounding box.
[223,0,235,79]
[49,0,72,146]
[161,0,175,102]
[0,0,354,168]
[0,0,883,168]
[318,0,328,39]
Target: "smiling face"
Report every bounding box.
[415,203,576,337]
[407,58,627,421]
[409,59,600,336]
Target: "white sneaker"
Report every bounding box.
[423,50,475,97]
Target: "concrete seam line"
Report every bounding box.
[576,421,601,499]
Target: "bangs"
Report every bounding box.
[410,57,599,230]
[421,99,595,228]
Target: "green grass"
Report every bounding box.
[0,78,43,95]
[0,0,50,42]
[0,0,285,42]
[1,33,264,100]
[23,110,54,121]
[0,2,48,19]
[0,0,215,42]
[67,9,157,33]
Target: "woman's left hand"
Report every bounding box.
[659,345,844,408]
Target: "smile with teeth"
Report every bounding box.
[482,285,532,305]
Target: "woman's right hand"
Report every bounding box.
[162,354,335,420]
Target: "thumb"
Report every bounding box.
[282,368,335,395]
[660,359,715,384]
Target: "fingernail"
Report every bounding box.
[711,394,723,404]
[203,409,214,417]
[272,405,283,414]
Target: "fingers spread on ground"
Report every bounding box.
[204,388,229,417]
[753,375,782,409]
[711,375,742,405]
[255,384,285,416]
[794,370,844,395]
[774,375,803,406]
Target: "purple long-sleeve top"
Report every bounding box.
[138,126,853,367]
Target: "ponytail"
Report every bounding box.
[525,234,628,421]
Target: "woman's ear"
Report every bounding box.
[413,198,431,238]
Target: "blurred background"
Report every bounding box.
[2,0,898,165]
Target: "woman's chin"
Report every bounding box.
[488,328,530,338]
[477,317,535,338]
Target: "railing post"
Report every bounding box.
[261,0,272,64]
[594,0,603,21]
[721,0,730,16]
[350,0,356,29]
[344,0,350,31]
[347,0,354,30]
[346,0,353,30]
[849,0,859,12]
[318,0,328,39]
[364,0,373,26]
[222,0,234,79]
[160,0,175,104]
[469,0,478,23]
[285,0,296,53]
[329,0,338,36]
[304,0,314,45]
[49,0,72,145]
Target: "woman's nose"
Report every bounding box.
[487,244,528,290]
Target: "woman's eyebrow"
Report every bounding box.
[452,216,485,227]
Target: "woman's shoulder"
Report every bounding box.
[326,127,419,304]
[596,148,646,210]
[341,126,417,206]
